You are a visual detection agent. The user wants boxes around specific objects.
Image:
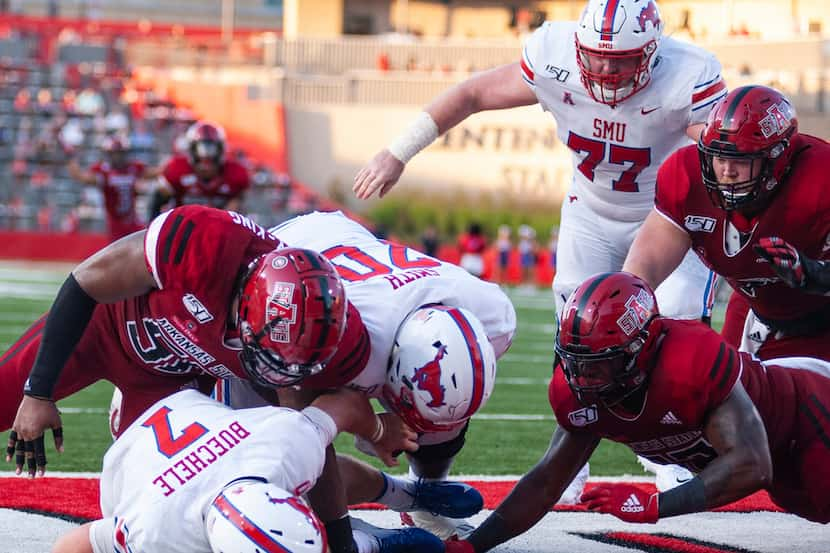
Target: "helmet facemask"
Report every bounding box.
[239,318,325,388]
[556,330,648,408]
[575,39,657,107]
[698,139,787,213]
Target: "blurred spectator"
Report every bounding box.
[272,172,292,211]
[420,225,439,258]
[494,224,512,284]
[13,88,31,112]
[376,52,390,72]
[35,88,55,116]
[129,119,156,151]
[58,118,85,151]
[548,225,559,274]
[0,117,11,146]
[458,222,486,278]
[104,108,130,135]
[75,87,105,115]
[518,224,537,288]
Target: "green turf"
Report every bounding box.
[0,267,725,476]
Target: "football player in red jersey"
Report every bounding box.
[623,85,830,360]
[1,205,380,477]
[148,122,250,219]
[68,136,162,242]
[446,272,830,553]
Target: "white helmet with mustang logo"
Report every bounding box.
[575,0,664,106]
[383,305,497,433]
[206,480,326,553]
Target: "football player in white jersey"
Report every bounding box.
[216,210,517,541]
[51,387,445,553]
[353,0,726,497]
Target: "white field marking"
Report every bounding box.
[474,413,554,421]
[500,353,552,364]
[59,407,107,415]
[0,312,45,322]
[0,283,60,300]
[0,267,67,282]
[498,377,550,386]
[515,323,557,334]
[507,297,555,311]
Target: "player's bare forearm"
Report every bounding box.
[72,232,156,303]
[469,428,599,552]
[308,444,350,521]
[623,209,691,289]
[698,383,772,510]
[425,63,537,135]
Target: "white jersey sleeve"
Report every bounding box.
[686,51,727,126]
[521,21,576,112]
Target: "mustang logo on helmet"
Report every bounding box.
[411,341,448,408]
[265,283,297,343]
[636,1,661,33]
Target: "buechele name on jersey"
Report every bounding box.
[151,420,251,497]
[628,430,704,453]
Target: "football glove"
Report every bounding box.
[581,483,659,524]
[753,237,807,288]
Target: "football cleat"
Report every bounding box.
[639,457,694,492]
[351,517,443,553]
[557,462,589,506]
[401,511,475,541]
[408,480,484,518]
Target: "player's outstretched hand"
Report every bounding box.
[444,538,476,553]
[353,149,405,200]
[581,483,659,524]
[370,411,418,467]
[753,236,807,288]
[7,395,64,477]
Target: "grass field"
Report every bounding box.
[0,263,726,477]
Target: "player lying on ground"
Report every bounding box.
[50,386,446,553]
[446,272,830,553]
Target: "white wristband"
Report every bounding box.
[387,112,439,164]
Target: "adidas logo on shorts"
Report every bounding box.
[621,494,645,513]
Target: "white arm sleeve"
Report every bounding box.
[89,518,115,553]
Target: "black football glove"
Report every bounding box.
[754,236,830,294]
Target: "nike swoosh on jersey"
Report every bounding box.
[640,107,660,115]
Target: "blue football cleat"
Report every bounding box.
[351,517,444,553]
[410,480,484,518]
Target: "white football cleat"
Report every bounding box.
[401,511,475,541]
[638,456,694,492]
[556,462,589,505]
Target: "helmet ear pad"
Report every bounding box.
[383,305,497,433]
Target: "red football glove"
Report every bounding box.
[581,484,659,524]
[753,236,806,288]
[444,538,476,553]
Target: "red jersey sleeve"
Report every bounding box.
[144,205,280,291]
[654,146,695,231]
[130,160,147,178]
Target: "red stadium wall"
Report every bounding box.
[0,231,108,262]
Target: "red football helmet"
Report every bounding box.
[698,85,798,213]
[555,272,658,407]
[186,121,226,167]
[237,248,348,388]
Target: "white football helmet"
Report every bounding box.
[383,305,497,433]
[206,480,326,553]
[574,0,663,106]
